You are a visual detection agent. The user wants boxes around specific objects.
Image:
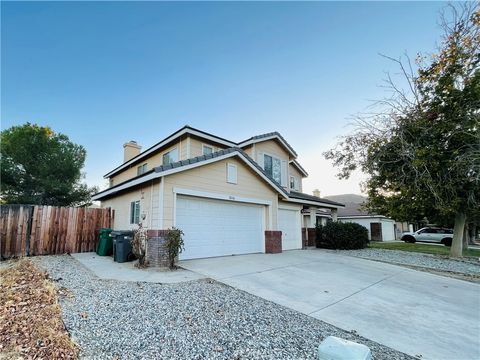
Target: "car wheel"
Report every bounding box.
[402,235,415,243]
[442,238,452,247]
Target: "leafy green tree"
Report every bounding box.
[1,123,98,206]
[325,4,479,257]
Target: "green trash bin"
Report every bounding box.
[96,228,113,256]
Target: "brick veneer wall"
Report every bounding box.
[146,230,170,268]
[302,228,308,248]
[307,228,316,247]
[265,231,282,253]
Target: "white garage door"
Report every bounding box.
[176,195,265,260]
[278,208,302,250]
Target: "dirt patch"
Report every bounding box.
[0,259,78,359]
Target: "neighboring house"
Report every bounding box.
[92,126,344,260]
[324,194,410,242]
[302,208,331,228]
[300,190,336,228]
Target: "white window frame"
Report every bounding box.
[202,144,214,156]
[263,152,282,184]
[130,200,140,224]
[162,147,178,165]
[226,163,238,184]
[137,163,148,176]
[290,175,299,191]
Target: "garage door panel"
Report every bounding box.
[176,196,264,260]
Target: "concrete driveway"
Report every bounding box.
[180,250,480,360]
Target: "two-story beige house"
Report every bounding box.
[92,126,344,260]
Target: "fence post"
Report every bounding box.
[25,205,34,256]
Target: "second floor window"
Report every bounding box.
[163,148,178,165]
[264,154,281,183]
[137,163,148,175]
[203,145,213,155]
[290,176,299,191]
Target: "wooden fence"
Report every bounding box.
[0,205,114,259]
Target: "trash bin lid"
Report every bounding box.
[111,230,134,237]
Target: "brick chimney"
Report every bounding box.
[123,141,141,162]
[313,189,321,198]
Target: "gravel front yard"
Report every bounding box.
[337,248,480,280]
[33,255,414,360]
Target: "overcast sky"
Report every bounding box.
[2,1,446,196]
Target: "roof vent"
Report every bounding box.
[313,189,321,198]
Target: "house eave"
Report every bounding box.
[92,172,159,201]
[239,134,298,158]
[285,197,345,209]
[289,159,308,177]
[338,215,392,220]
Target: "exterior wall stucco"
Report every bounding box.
[101,179,160,230]
[188,137,228,158]
[242,144,254,158]
[254,139,291,163]
[111,142,183,185]
[278,200,302,211]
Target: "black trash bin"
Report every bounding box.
[111,231,135,263]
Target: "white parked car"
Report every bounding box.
[401,227,454,247]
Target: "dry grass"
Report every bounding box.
[0,259,78,359]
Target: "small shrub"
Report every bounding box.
[132,224,148,267]
[316,221,369,250]
[164,227,184,269]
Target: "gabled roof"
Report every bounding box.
[104,126,300,179]
[238,132,298,157]
[93,147,289,201]
[104,126,236,178]
[289,159,308,177]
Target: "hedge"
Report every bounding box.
[316,221,369,250]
